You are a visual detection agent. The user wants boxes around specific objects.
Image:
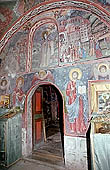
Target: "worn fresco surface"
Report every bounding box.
[0,31,28,76]
[0,0,110,138]
[0,0,110,40]
[0,2,110,136]
[1,8,110,76]
[30,9,110,70]
[32,23,58,70]
[1,1,110,168]
[0,1,17,38]
[57,10,110,66]
[0,59,110,136]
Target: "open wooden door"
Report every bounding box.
[32,84,64,163]
[32,87,46,149]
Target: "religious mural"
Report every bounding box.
[32,23,58,70]
[0,0,110,42]
[0,1,17,38]
[58,9,110,65]
[65,68,87,135]
[13,76,25,109]
[52,60,110,136]
[1,1,110,138]
[1,2,110,169]
[29,9,110,70]
[52,63,91,136]
[1,4,110,74]
[93,62,110,80]
[32,70,54,85]
[0,31,28,76]
[0,76,10,95]
[0,59,110,136]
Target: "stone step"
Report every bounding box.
[27,151,65,167]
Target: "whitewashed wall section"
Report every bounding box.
[64,135,88,170]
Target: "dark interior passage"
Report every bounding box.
[32,84,64,161]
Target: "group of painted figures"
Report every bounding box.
[65,62,110,134]
[0,61,110,135]
[60,38,103,63]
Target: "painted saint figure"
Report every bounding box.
[93,63,110,80]
[82,46,87,59]
[95,40,102,58]
[89,37,95,57]
[13,76,25,109]
[40,31,54,67]
[66,68,87,134]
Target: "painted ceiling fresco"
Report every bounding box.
[0,0,110,39]
[14,0,110,17]
[31,9,110,70]
[58,10,110,63]
[0,1,110,137]
[0,1,17,37]
[1,7,110,75]
[1,0,110,139]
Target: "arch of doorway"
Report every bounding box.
[23,81,65,157]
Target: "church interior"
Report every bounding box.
[0,0,110,170]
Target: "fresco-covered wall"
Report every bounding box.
[0,1,17,38]
[0,31,28,76]
[1,59,110,136]
[0,3,110,134]
[1,7,110,75]
[0,0,110,37]
[32,23,59,70]
[1,1,110,168]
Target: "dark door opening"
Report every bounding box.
[32,84,64,162]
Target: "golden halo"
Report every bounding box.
[69,68,82,81]
[39,70,46,78]
[98,63,108,72]
[16,76,24,86]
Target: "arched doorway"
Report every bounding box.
[31,84,64,162]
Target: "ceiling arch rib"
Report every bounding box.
[0,0,110,53]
